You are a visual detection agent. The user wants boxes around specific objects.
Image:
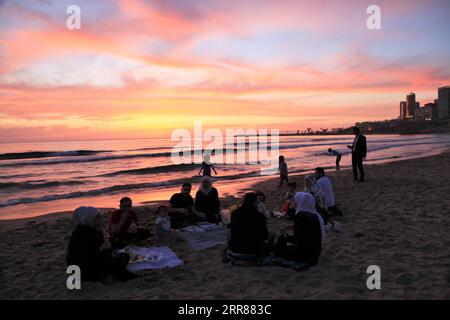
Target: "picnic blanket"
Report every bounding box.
[222,248,310,272]
[118,246,183,273]
[178,222,228,250]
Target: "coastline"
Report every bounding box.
[1,146,448,222]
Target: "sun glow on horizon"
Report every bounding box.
[0,0,449,142]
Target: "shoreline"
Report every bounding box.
[1,147,448,223]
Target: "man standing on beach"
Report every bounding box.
[347,127,367,182]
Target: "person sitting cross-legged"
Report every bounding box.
[109,197,150,249]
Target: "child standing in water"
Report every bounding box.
[198,154,217,177]
[278,155,288,187]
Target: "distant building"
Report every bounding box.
[406,92,416,118]
[437,86,450,119]
[399,101,406,119]
[414,102,437,120]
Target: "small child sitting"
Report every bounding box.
[155,205,171,239]
[280,182,297,219]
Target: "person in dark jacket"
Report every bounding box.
[228,192,269,256]
[273,192,325,265]
[347,126,367,182]
[194,176,221,223]
[66,206,136,282]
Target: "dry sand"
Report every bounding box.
[1,152,449,299]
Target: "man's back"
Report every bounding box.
[353,134,367,157]
[317,176,335,208]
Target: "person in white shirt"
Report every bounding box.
[314,167,343,217]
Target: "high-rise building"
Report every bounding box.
[437,86,450,119]
[399,101,406,119]
[406,93,416,118]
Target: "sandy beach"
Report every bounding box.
[1,152,449,300]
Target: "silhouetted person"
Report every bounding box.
[228,192,269,256]
[278,155,288,187]
[194,176,221,223]
[168,183,205,229]
[109,197,150,248]
[347,127,367,182]
[273,192,325,265]
[327,148,341,171]
[198,154,217,177]
[67,206,137,282]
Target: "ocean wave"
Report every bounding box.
[102,163,199,176]
[0,180,86,190]
[0,150,106,160]
[0,168,271,208]
[0,173,35,179]
[0,179,186,208]
[0,151,173,167]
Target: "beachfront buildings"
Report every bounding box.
[398,86,449,121]
[437,86,450,119]
[414,103,438,120]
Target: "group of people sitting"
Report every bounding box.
[226,167,341,267]
[65,176,221,282]
[167,176,221,228]
[66,166,342,282]
[281,167,342,223]
[227,191,325,266]
[66,204,143,282]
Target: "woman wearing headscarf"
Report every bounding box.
[66,206,135,282]
[194,176,221,223]
[304,174,329,223]
[228,192,269,256]
[273,192,325,265]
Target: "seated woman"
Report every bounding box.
[228,192,270,258]
[109,197,150,248]
[304,175,329,223]
[66,206,136,282]
[273,192,325,266]
[194,176,221,223]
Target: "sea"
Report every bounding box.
[1,134,449,219]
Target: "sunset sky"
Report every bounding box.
[0,0,449,142]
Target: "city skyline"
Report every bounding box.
[399,85,449,121]
[1,0,449,142]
